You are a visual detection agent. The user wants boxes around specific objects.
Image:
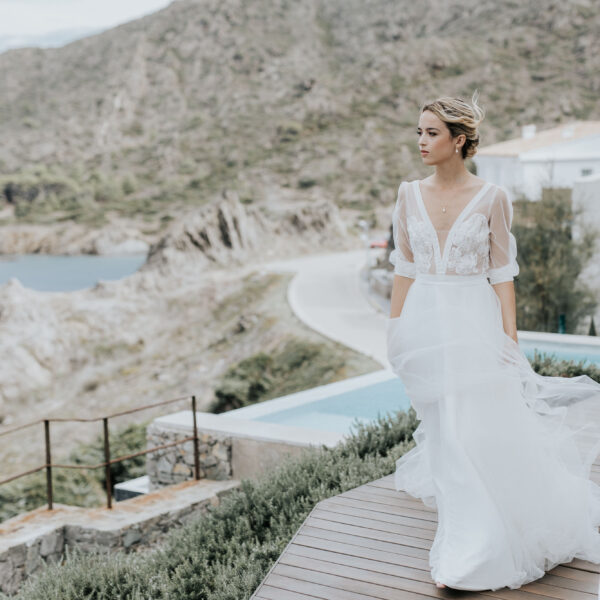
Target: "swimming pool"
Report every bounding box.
[519,334,600,367]
[226,370,409,435]
[227,332,600,435]
[246,377,408,434]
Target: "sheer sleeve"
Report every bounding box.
[389,181,416,278]
[488,185,519,284]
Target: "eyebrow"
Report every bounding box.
[416,127,439,131]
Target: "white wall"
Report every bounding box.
[472,156,522,197]
[474,134,600,201]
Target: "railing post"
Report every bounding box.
[103,417,112,509]
[192,395,200,480]
[44,420,53,510]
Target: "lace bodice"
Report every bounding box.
[389,179,519,284]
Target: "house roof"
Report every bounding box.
[477,120,600,157]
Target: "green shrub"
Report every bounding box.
[209,339,347,413]
[121,174,138,195]
[12,409,418,599]
[512,189,598,333]
[529,349,600,380]
[0,167,82,218]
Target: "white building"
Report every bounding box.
[572,172,600,310]
[473,120,600,201]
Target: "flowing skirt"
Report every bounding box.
[386,272,600,591]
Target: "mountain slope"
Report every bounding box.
[0,0,598,227]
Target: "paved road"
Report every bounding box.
[259,250,391,368]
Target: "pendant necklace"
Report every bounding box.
[439,165,468,214]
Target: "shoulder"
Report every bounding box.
[394,180,416,213]
[488,184,515,222]
[492,183,513,207]
[399,179,418,189]
[396,179,415,198]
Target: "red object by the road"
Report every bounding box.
[370,240,389,249]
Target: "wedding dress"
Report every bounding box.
[386,179,600,590]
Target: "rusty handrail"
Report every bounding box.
[0,394,200,511]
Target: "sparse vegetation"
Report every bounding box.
[0,1,596,226]
[209,338,348,413]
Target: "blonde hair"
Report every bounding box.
[420,90,485,159]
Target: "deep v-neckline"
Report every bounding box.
[414,179,491,272]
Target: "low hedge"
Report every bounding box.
[11,408,419,600]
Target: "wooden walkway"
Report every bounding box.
[251,467,600,599]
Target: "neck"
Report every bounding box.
[432,160,472,186]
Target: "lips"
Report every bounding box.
[420,151,429,155]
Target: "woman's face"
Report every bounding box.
[417,110,463,164]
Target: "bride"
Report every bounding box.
[386,92,600,590]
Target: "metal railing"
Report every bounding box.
[0,395,201,510]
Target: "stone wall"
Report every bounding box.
[0,528,64,594]
[0,479,239,596]
[146,423,232,488]
[146,410,345,486]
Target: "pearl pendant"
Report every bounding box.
[442,206,446,212]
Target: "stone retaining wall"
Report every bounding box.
[146,423,232,488]
[0,479,239,596]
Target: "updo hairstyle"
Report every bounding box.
[420,90,485,159]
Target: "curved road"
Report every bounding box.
[259,250,391,368]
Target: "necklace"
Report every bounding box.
[430,177,471,213]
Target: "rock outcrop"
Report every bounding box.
[144,192,351,272]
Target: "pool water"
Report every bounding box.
[251,337,600,436]
[0,253,147,292]
[254,377,410,434]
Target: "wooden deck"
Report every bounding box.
[251,468,600,599]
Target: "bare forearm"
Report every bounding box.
[492,280,518,343]
[390,275,414,318]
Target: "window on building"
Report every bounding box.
[581,168,593,176]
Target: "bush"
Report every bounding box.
[511,188,598,333]
[121,174,138,195]
[529,349,600,380]
[0,167,82,218]
[12,409,419,600]
[209,339,347,413]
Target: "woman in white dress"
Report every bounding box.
[386,92,600,591]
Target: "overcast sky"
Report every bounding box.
[0,0,173,51]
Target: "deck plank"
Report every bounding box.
[250,474,600,599]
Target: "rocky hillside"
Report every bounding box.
[0,0,598,238]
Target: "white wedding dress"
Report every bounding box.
[386,179,600,590]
